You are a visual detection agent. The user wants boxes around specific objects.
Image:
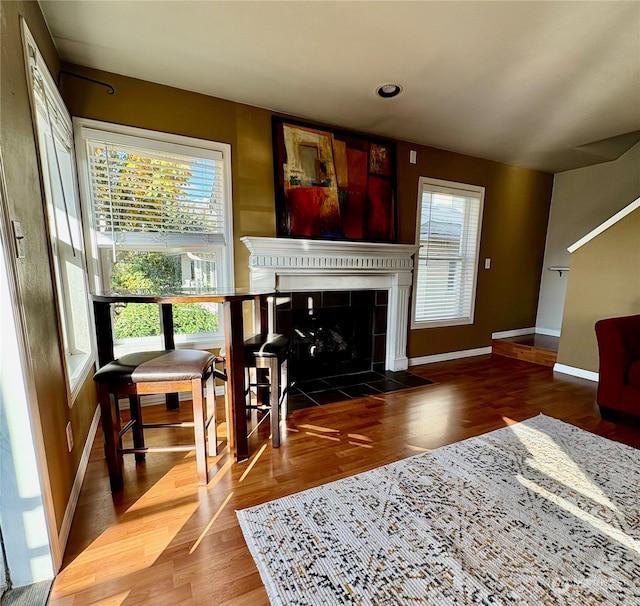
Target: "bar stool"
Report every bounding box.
[243,333,290,447]
[94,349,225,492]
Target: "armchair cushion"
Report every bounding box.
[595,314,640,417]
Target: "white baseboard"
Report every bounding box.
[409,346,492,366]
[492,327,562,339]
[535,327,561,337]
[491,328,535,339]
[553,363,599,382]
[58,404,100,554]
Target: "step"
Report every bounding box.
[492,334,558,367]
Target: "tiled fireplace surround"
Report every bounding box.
[241,237,418,374]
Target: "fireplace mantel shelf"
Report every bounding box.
[241,236,418,371]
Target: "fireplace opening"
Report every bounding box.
[276,289,388,383]
[291,306,372,381]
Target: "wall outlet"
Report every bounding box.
[65,421,74,452]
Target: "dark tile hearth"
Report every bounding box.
[288,370,434,411]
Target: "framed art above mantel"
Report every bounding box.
[272,117,397,242]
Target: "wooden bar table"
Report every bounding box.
[92,288,270,462]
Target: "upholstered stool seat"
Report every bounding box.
[243,333,290,447]
[94,349,224,491]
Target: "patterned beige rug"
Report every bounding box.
[237,415,640,605]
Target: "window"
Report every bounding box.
[22,23,93,398]
[412,177,484,328]
[74,119,234,348]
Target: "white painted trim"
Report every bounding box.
[535,327,561,337]
[412,177,485,331]
[241,236,417,372]
[553,363,599,382]
[409,346,492,366]
[58,405,100,553]
[568,196,640,253]
[73,117,235,296]
[491,328,535,339]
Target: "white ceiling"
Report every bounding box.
[39,1,640,174]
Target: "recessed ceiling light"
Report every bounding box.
[377,83,402,98]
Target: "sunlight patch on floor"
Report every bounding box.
[512,423,619,511]
[348,433,372,442]
[305,431,340,442]
[239,444,268,483]
[517,474,639,554]
[298,423,340,434]
[406,444,430,453]
[190,491,234,554]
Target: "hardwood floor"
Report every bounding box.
[49,355,640,606]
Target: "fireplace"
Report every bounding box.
[274,289,388,382]
[241,237,418,372]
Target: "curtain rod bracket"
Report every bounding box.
[57,70,115,95]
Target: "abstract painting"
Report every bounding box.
[273,118,396,242]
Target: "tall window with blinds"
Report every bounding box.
[74,120,233,347]
[412,177,484,328]
[22,22,94,398]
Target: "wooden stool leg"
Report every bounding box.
[268,358,280,448]
[206,372,217,456]
[129,395,146,462]
[191,378,209,485]
[98,383,123,492]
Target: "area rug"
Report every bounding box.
[237,414,640,605]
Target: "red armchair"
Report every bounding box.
[595,314,640,421]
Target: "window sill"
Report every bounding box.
[67,352,95,406]
[411,318,474,330]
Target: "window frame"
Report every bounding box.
[22,22,95,402]
[411,176,484,330]
[73,118,234,348]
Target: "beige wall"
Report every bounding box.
[537,142,640,334]
[558,208,640,372]
[62,64,554,359]
[0,0,98,533]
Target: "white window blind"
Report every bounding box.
[75,120,233,346]
[81,128,226,249]
[413,177,484,327]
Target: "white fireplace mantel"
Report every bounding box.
[241,236,418,371]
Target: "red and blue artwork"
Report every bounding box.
[273,119,396,242]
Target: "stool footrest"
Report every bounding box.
[119,445,196,454]
[143,421,195,429]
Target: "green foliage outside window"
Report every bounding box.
[112,251,219,339]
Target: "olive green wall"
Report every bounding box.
[62,64,554,359]
[397,143,553,357]
[558,208,640,373]
[1,0,98,534]
[60,63,276,290]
